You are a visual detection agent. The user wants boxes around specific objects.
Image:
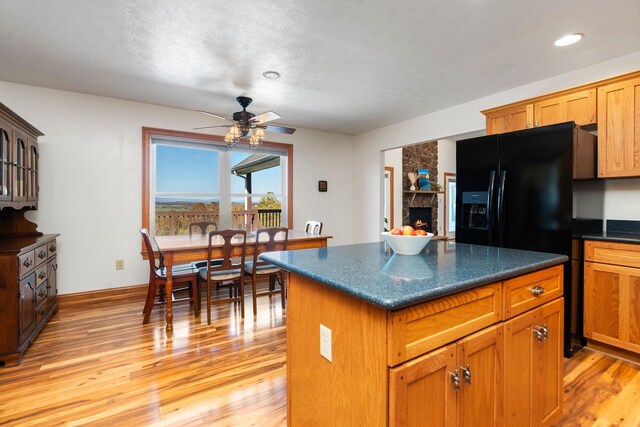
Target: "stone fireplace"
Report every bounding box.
[402,141,439,234]
[408,207,433,233]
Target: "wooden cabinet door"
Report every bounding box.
[584,262,640,353]
[597,76,640,177]
[28,139,39,202]
[534,89,596,128]
[18,272,36,343]
[0,121,11,201]
[12,131,28,202]
[504,309,536,427]
[389,344,457,427]
[47,259,58,307]
[457,325,503,427]
[537,299,563,427]
[485,104,533,135]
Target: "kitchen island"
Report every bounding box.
[261,240,568,427]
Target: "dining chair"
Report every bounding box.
[188,221,217,237]
[305,220,323,234]
[198,229,247,323]
[245,227,288,316]
[140,229,199,324]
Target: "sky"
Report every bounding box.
[155,145,281,196]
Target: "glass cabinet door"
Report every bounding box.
[28,140,39,201]
[13,132,27,201]
[0,127,10,200]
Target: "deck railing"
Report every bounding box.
[155,208,282,235]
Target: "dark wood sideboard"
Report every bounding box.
[0,102,59,367]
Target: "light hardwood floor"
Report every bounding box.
[0,284,638,426]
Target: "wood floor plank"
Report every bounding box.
[1,281,639,426]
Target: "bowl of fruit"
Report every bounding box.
[381,226,434,255]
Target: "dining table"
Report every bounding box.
[154,229,332,331]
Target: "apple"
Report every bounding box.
[390,228,403,235]
[402,225,414,236]
[415,229,428,236]
[412,230,419,236]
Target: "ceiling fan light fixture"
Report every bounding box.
[554,33,583,47]
[262,70,281,80]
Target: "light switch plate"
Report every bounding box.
[320,324,332,362]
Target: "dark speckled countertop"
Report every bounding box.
[260,241,567,311]
[582,219,640,244]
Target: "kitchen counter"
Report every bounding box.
[582,219,640,244]
[261,240,567,310]
[277,240,567,425]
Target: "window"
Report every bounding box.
[444,173,456,238]
[142,128,293,238]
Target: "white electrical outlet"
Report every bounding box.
[320,324,332,362]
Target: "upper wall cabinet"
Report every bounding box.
[597,75,640,178]
[0,102,43,210]
[483,88,596,135]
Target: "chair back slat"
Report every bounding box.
[189,221,217,236]
[206,229,247,273]
[252,227,288,269]
[305,220,323,234]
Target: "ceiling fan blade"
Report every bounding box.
[193,125,232,130]
[251,111,281,124]
[197,110,235,122]
[265,124,296,135]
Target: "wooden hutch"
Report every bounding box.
[0,102,59,366]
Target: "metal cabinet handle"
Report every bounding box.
[535,120,539,127]
[38,288,47,298]
[38,271,46,279]
[23,258,33,267]
[531,285,545,296]
[533,324,549,343]
[38,251,47,259]
[526,121,531,128]
[460,364,472,385]
[49,245,56,253]
[450,369,461,391]
[37,307,46,315]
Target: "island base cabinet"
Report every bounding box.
[504,298,564,427]
[389,325,504,427]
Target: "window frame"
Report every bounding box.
[142,127,293,254]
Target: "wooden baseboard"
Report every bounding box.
[586,340,640,366]
[58,283,148,306]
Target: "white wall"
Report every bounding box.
[436,139,456,236]
[356,50,640,244]
[383,148,402,229]
[0,81,356,294]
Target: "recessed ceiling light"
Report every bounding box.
[554,33,583,47]
[262,71,281,80]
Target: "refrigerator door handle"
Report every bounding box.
[487,170,496,246]
[497,170,506,246]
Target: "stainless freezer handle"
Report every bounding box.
[497,170,506,246]
[487,171,496,246]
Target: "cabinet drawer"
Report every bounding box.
[35,281,48,306]
[585,240,640,268]
[387,283,502,366]
[35,264,47,286]
[48,240,57,257]
[18,250,35,276]
[35,244,48,266]
[35,299,48,326]
[503,265,563,319]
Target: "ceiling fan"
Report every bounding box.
[195,96,296,149]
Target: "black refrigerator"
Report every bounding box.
[455,122,596,358]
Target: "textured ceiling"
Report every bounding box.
[0,0,639,135]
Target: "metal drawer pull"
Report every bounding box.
[38,289,47,298]
[37,307,46,315]
[23,258,33,267]
[460,364,472,385]
[531,285,545,296]
[38,251,47,259]
[49,245,56,253]
[38,271,46,279]
[450,369,460,391]
[533,325,549,343]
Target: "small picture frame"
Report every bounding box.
[318,180,328,192]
